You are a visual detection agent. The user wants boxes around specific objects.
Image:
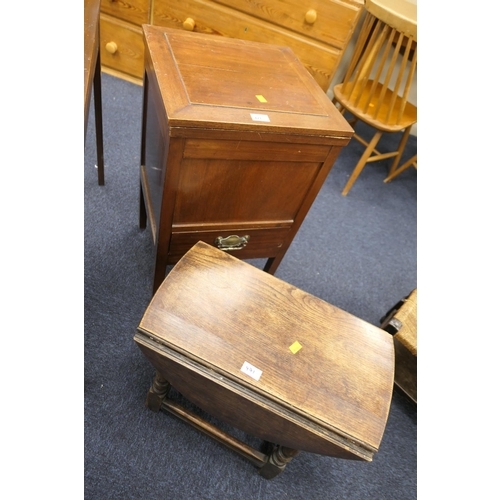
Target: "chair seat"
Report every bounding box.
[333,81,417,133]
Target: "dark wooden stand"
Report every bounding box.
[138,26,353,294]
[84,0,105,186]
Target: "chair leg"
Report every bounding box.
[342,130,383,196]
[387,127,412,179]
[384,154,417,183]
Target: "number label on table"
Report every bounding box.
[240,361,263,381]
[250,113,270,122]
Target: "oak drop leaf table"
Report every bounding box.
[138,26,354,294]
[134,241,395,479]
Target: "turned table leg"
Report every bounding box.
[143,372,301,479]
[259,444,300,479]
[145,371,171,412]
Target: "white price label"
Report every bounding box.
[240,361,263,381]
[250,113,270,122]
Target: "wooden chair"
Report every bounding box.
[332,0,417,195]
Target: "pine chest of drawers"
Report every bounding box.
[99,0,363,91]
[139,26,353,293]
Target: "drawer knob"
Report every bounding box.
[214,235,250,251]
[183,17,195,31]
[305,9,317,24]
[105,41,118,54]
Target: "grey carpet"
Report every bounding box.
[85,72,417,500]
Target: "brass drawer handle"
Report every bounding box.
[214,235,250,251]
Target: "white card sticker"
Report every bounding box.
[250,113,270,122]
[240,361,263,381]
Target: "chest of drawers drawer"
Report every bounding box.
[212,0,362,49]
[100,0,150,25]
[100,13,145,80]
